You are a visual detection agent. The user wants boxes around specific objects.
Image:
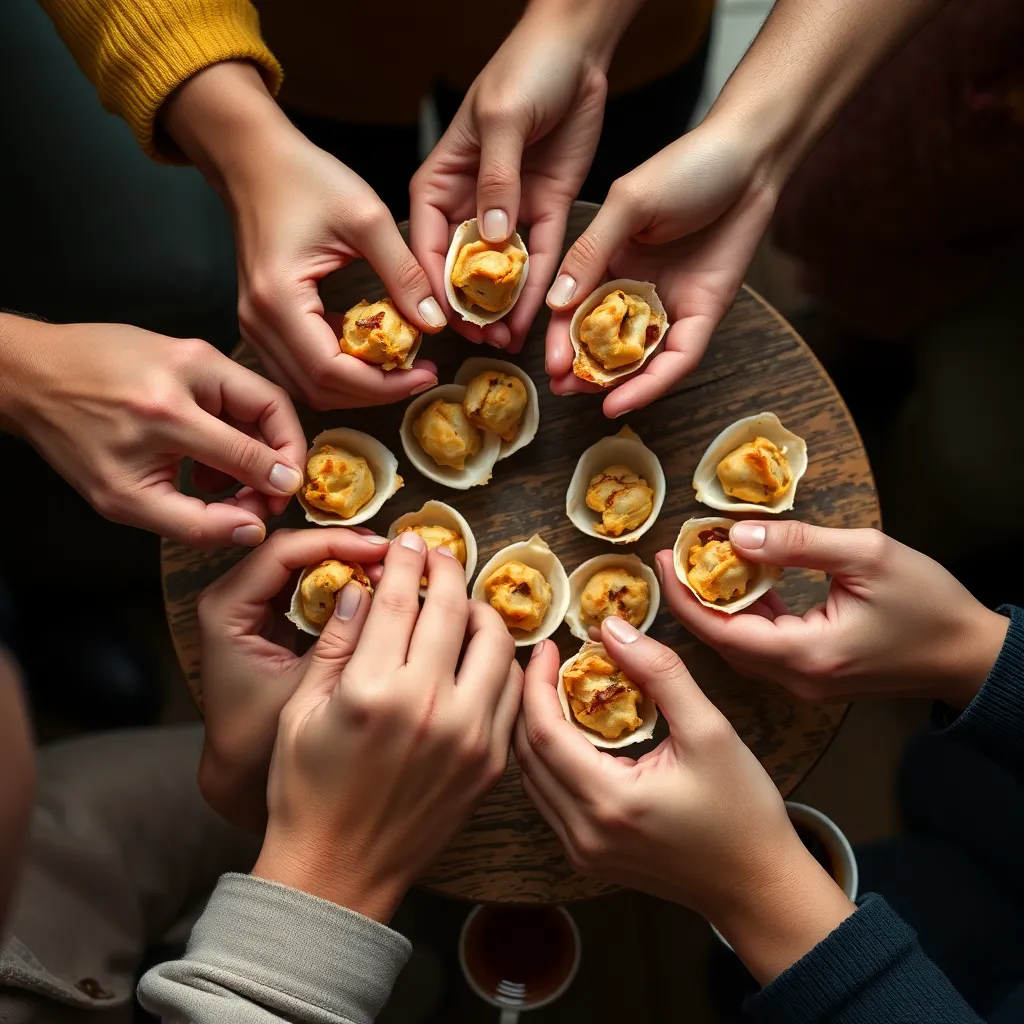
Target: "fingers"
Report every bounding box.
[492,660,525,747]
[476,126,524,243]
[456,600,517,711]
[296,582,373,704]
[544,311,576,379]
[348,531,428,675]
[728,521,891,581]
[200,527,390,635]
[505,208,570,352]
[409,547,471,678]
[127,481,267,548]
[516,713,587,837]
[598,617,713,731]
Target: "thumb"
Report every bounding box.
[293,582,372,704]
[729,521,890,580]
[476,124,524,243]
[546,193,643,311]
[599,618,715,733]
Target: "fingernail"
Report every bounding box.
[612,407,632,419]
[546,274,577,308]
[232,524,265,547]
[654,557,664,585]
[398,530,426,552]
[411,379,438,396]
[530,640,546,659]
[437,545,458,559]
[269,463,303,493]
[482,208,509,242]
[335,582,362,621]
[366,535,391,546]
[604,616,640,644]
[417,296,447,329]
[731,523,766,549]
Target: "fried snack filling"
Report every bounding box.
[585,465,655,537]
[413,399,482,470]
[686,527,754,604]
[339,298,420,371]
[462,370,528,442]
[303,445,375,518]
[580,568,649,629]
[451,240,527,313]
[716,436,792,504]
[300,559,372,627]
[563,648,643,740]
[484,560,552,632]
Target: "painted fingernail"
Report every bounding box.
[437,545,458,559]
[530,640,546,659]
[546,274,577,308]
[269,463,303,493]
[482,208,509,242]
[232,524,265,547]
[335,582,363,620]
[417,296,447,329]
[411,379,438,395]
[731,523,766,549]
[604,616,640,644]
[398,530,426,552]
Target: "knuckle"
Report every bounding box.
[525,719,554,755]
[566,229,605,272]
[393,255,429,298]
[476,162,515,199]
[606,175,641,209]
[377,589,420,619]
[569,826,606,868]
[858,528,890,566]
[646,643,683,680]
[780,520,813,561]
[348,202,388,240]
[225,434,265,479]
[590,795,628,833]
[246,274,281,320]
[168,337,212,370]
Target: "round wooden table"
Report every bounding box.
[162,202,879,904]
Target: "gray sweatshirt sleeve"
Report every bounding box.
[137,873,412,1024]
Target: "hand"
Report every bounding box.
[516,620,855,983]
[252,530,523,922]
[411,3,610,351]
[545,122,778,417]
[195,528,389,832]
[657,521,1010,709]
[0,316,306,548]
[163,62,444,410]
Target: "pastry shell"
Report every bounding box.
[471,534,570,647]
[692,412,808,514]
[386,500,478,597]
[400,384,501,490]
[286,561,373,636]
[556,642,658,750]
[453,357,539,460]
[569,279,668,386]
[565,426,665,545]
[297,427,403,527]
[672,516,781,614]
[444,218,530,327]
[564,553,660,642]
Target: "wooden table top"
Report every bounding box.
[162,202,879,904]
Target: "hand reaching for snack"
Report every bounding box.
[659,521,1009,708]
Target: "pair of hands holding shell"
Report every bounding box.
[197,518,1008,947]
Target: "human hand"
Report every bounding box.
[162,62,444,410]
[195,528,389,832]
[516,620,854,983]
[410,3,612,351]
[0,316,306,547]
[658,521,1010,709]
[252,530,523,922]
[545,122,777,417]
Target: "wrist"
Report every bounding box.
[253,829,407,925]
[521,0,643,68]
[940,606,1010,710]
[707,841,856,985]
[0,313,44,433]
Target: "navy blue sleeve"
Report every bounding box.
[937,605,1024,782]
[745,895,981,1023]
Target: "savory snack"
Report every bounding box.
[287,559,373,635]
[692,412,808,514]
[338,297,421,371]
[302,445,375,519]
[453,357,540,460]
[483,561,552,633]
[450,240,527,314]
[564,553,660,642]
[585,465,655,538]
[566,426,665,545]
[569,279,668,385]
[562,645,644,741]
[717,436,791,505]
[387,500,478,594]
[398,524,467,587]
[462,369,528,442]
[413,399,482,470]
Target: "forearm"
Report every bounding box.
[0,313,42,435]
[521,0,647,68]
[706,0,950,186]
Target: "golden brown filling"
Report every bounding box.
[580,568,649,629]
[451,240,527,313]
[716,436,792,504]
[339,298,420,371]
[300,559,372,627]
[462,370,528,442]
[303,445,375,519]
[585,465,655,537]
[413,399,482,470]
[484,560,552,632]
[563,649,643,740]
[686,527,754,604]
[396,524,467,586]
[578,289,659,370]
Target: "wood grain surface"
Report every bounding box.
[161,202,879,904]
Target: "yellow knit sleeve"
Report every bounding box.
[37,0,283,163]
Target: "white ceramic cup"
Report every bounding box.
[711,800,859,950]
[458,905,581,1022]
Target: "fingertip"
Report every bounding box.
[232,522,266,548]
[480,208,511,244]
